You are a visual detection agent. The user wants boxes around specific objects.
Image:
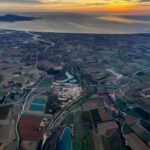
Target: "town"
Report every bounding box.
[0,29,150,150]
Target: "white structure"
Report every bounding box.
[52,82,82,105]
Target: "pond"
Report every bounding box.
[32,98,47,105]
[56,127,72,150]
[30,104,45,111]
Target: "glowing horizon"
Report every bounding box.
[0,0,150,15]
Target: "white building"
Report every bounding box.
[52,82,82,105]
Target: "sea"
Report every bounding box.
[0,13,150,34]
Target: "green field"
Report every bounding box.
[115,98,140,118]
[90,109,101,123]
[73,112,82,150]
[63,113,74,125]
[37,76,53,88]
[0,106,11,120]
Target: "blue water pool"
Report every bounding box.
[32,98,47,105]
[30,104,45,111]
[56,127,72,150]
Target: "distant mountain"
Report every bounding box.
[0,14,39,22]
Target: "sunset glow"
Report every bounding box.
[0,0,150,14]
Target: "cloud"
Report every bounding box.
[0,0,111,6]
[0,0,41,3]
[1,0,150,9]
[1,0,149,4]
[138,0,150,1]
[0,0,81,6]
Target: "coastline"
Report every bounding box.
[0,28,150,35]
[0,13,150,34]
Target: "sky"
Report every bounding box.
[0,0,150,14]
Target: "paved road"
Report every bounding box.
[121,67,150,88]
[15,72,47,149]
[42,90,91,149]
[25,31,55,46]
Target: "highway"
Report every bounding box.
[0,77,98,107]
[15,87,37,149]
[121,66,150,88]
[0,30,56,149]
[42,89,91,149]
[25,31,55,46]
[15,72,48,149]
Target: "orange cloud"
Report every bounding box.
[0,1,149,14]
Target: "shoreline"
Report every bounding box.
[0,28,150,35]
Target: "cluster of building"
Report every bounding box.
[52,82,82,107]
[0,60,44,104]
[0,30,150,150]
